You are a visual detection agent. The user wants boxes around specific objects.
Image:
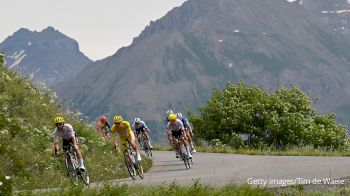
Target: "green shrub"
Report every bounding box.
[190,81,348,149]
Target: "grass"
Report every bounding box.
[153,144,350,157]
[22,181,275,196]
[0,57,152,195]
[17,181,350,196]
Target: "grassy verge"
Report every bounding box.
[153,144,350,157]
[20,181,350,196]
[25,182,275,196]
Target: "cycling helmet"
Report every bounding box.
[166,110,174,115]
[54,117,65,124]
[100,115,107,121]
[176,113,183,119]
[113,115,123,123]
[168,114,177,121]
[134,118,141,123]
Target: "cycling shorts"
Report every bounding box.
[171,130,182,139]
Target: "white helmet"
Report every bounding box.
[134,118,141,123]
[176,113,183,119]
[166,110,174,115]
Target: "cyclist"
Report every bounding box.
[177,113,196,153]
[53,117,85,171]
[96,115,111,140]
[110,115,141,161]
[132,117,153,149]
[166,114,192,158]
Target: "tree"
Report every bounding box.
[190,81,347,149]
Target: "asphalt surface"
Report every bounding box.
[107,151,350,188]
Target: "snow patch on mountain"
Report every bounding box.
[8,50,27,69]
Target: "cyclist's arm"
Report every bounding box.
[142,122,151,134]
[112,132,118,146]
[54,143,60,154]
[106,122,111,130]
[110,126,119,147]
[53,132,60,154]
[144,127,151,134]
[178,121,186,136]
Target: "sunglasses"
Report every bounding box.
[55,123,64,127]
[115,122,121,125]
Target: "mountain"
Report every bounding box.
[0,26,92,86]
[287,0,350,122]
[55,0,350,142]
[288,0,350,35]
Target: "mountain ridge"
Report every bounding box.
[0,26,92,86]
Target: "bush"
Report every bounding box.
[190,81,348,149]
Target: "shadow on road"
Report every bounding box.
[155,163,186,167]
[157,160,179,163]
[150,168,189,173]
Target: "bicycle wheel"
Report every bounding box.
[65,154,79,185]
[79,168,90,185]
[179,144,189,169]
[124,153,136,180]
[180,144,191,169]
[144,141,153,157]
[135,161,144,179]
[147,142,153,157]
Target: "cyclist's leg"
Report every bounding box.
[120,140,127,155]
[144,130,153,148]
[129,132,141,161]
[135,130,139,142]
[172,131,182,158]
[185,127,196,152]
[181,131,192,158]
[103,129,110,140]
[71,136,85,170]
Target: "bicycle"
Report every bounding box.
[63,143,89,185]
[122,140,144,180]
[173,136,192,169]
[139,132,152,157]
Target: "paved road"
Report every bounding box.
[107,151,350,187]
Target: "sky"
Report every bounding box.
[0,0,187,61]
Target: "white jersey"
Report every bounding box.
[166,119,184,132]
[53,123,75,143]
[132,121,148,130]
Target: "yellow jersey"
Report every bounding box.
[110,121,132,141]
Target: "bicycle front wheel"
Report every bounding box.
[65,156,79,185]
[135,162,144,179]
[79,169,90,185]
[124,154,136,180]
[179,144,191,169]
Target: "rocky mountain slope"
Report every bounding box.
[55,0,350,142]
[0,26,92,86]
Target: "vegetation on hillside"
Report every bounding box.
[0,53,151,195]
[190,81,349,150]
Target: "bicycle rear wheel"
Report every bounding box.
[65,155,79,185]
